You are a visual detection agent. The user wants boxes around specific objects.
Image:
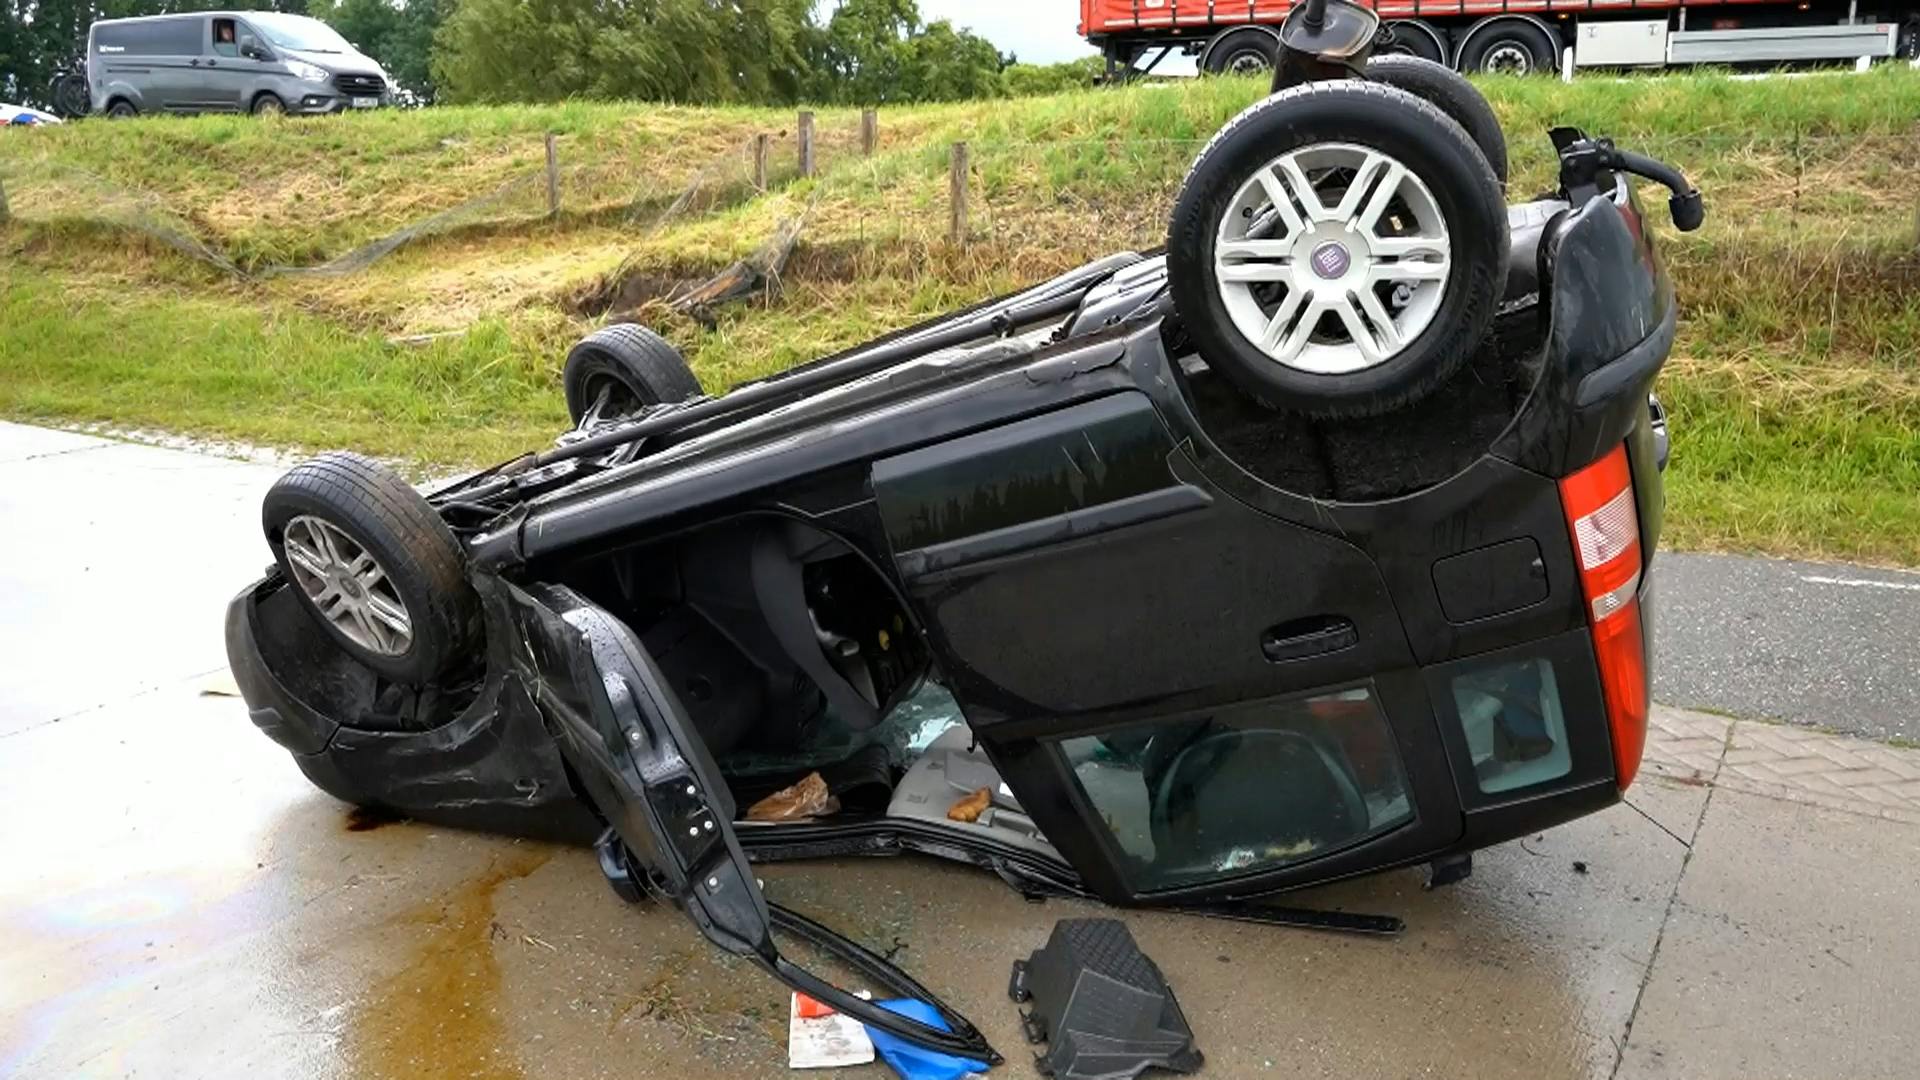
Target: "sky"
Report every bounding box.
[916,1,1098,64]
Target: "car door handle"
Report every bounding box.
[1261,615,1358,663]
[206,59,218,67]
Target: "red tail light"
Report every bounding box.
[1558,445,1649,790]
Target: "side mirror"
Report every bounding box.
[239,34,269,61]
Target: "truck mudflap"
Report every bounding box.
[502,580,1001,1064]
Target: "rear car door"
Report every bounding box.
[872,390,1465,903]
[505,582,999,1061]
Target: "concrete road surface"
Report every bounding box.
[4,422,1918,1080]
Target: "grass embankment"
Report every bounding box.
[2,70,1918,561]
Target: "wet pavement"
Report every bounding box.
[4,422,1919,1079]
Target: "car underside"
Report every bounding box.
[224,15,1698,1057]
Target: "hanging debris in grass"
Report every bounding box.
[669,191,820,328]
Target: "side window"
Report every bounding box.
[1055,686,1416,891]
[212,18,240,58]
[93,25,137,55]
[149,18,205,56]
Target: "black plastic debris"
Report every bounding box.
[1008,918,1202,1079]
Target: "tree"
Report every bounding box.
[432,0,814,105]
[805,0,1003,105]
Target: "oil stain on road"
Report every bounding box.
[344,848,553,1080]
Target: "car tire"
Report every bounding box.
[106,100,137,119]
[1167,81,1508,419]
[1364,54,1509,185]
[263,452,479,685]
[1204,28,1279,76]
[562,323,702,426]
[251,94,286,117]
[1457,19,1558,76]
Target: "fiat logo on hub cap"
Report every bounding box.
[1310,241,1351,280]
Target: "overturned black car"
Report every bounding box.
[226,10,1697,1061]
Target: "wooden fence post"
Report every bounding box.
[0,174,9,225]
[544,133,560,217]
[754,133,769,191]
[948,142,969,244]
[798,111,815,178]
[861,109,878,157]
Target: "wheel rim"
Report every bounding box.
[1211,142,1451,376]
[282,515,413,656]
[258,98,282,115]
[577,371,645,426]
[1225,49,1270,75]
[1481,42,1535,74]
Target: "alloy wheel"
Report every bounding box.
[1211,142,1452,375]
[282,514,414,656]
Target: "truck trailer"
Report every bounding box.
[1080,0,1919,77]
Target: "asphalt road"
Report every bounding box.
[1651,552,1920,742]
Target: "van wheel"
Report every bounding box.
[1364,54,1509,185]
[106,100,137,119]
[563,324,702,427]
[1167,81,1508,418]
[263,453,479,685]
[251,94,286,117]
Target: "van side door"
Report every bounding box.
[140,17,211,112]
[201,16,251,112]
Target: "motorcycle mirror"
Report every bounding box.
[1271,0,1381,91]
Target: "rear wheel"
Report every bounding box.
[1167,81,1508,418]
[1379,20,1448,65]
[106,100,137,119]
[263,452,478,685]
[563,323,702,426]
[1205,28,1279,76]
[1457,19,1557,76]
[1364,54,1509,185]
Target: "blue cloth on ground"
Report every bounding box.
[863,998,992,1080]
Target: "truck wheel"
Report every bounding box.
[1365,54,1509,185]
[1204,28,1279,76]
[1457,19,1558,76]
[1379,20,1448,65]
[563,323,702,426]
[263,452,479,685]
[1167,81,1508,418]
[106,100,137,119]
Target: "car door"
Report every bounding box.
[505,582,998,1062]
[871,390,1464,904]
[198,16,250,112]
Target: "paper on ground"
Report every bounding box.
[788,990,875,1069]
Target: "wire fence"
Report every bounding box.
[1,116,1917,286]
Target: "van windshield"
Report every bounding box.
[247,13,354,54]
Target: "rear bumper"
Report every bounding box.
[224,578,599,842]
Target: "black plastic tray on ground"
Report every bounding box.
[1008,918,1203,1079]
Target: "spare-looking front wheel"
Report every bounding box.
[263,452,479,685]
[1167,81,1508,418]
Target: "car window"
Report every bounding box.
[1056,686,1415,891]
[212,18,240,58]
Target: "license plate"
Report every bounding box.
[351,96,378,109]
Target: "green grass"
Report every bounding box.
[3,67,1920,562]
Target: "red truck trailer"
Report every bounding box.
[1080,0,1918,77]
